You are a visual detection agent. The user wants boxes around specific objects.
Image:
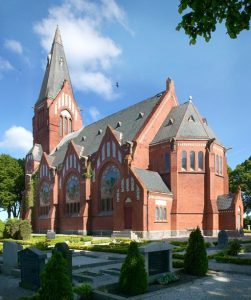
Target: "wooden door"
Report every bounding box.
[124,206,132,229]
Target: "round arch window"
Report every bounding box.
[40,182,50,206]
[100,164,120,211]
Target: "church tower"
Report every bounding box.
[33,26,83,154]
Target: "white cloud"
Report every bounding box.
[88,106,101,121]
[34,0,132,100]
[4,39,23,54]
[0,57,13,79]
[0,126,33,152]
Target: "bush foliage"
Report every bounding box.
[0,219,5,238]
[38,250,73,300]
[73,283,93,300]
[3,218,31,240]
[184,227,208,276]
[119,241,147,296]
[227,239,241,256]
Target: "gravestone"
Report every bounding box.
[218,230,228,248]
[140,241,174,283]
[2,241,23,274]
[54,242,72,281]
[46,230,55,240]
[19,247,47,290]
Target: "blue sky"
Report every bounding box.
[0,1,250,170]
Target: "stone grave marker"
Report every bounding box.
[19,247,47,290]
[140,241,174,283]
[218,230,228,249]
[54,242,72,281]
[46,230,55,240]
[2,241,23,275]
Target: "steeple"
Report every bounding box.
[36,26,71,104]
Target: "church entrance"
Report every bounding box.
[124,198,132,229]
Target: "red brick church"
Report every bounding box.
[23,28,243,238]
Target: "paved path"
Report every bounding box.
[132,271,251,300]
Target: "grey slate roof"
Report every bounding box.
[217,193,235,210]
[151,101,221,144]
[27,144,43,161]
[36,27,71,104]
[133,167,171,194]
[50,92,164,167]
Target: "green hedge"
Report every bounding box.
[172,253,185,260]
[0,220,4,238]
[173,260,184,268]
[170,241,188,247]
[215,255,251,265]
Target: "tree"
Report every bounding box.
[184,227,208,276]
[119,241,147,296]
[39,250,73,300]
[229,156,251,213]
[0,154,25,218]
[177,0,251,44]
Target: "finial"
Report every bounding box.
[189,96,192,102]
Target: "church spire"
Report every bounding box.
[36,26,72,104]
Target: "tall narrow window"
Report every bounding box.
[165,153,170,173]
[155,207,159,221]
[190,151,195,170]
[219,156,223,175]
[216,154,219,174]
[182,151,187,170]
[64,117,68,135]
[69,118,72,133]
[198,151,204,170]
[59,116,63,137]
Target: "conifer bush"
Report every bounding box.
[18,220,32,240]
[3,218,21,239]
[119,241,147,296]
[38,250,73,300]
[184,227,208,276]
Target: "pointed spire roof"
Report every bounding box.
[36,26,71,105]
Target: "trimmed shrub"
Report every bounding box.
[73,283,93,300]
[184,227,208,276]
[172,253,185,260]
[0,219,5,238]
[173,260,184,268]
[157,272,179,285]
[38,250,73,300]
[227,239,241,256]
[215,255,251,265]
[18,220,32,240]
[119,241,147,296]
[4,218,21,239]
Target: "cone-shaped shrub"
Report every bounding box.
[38,250,73,300]
[184,227,208,276]
[119,241,147,295]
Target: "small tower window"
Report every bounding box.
[59,116,63,137]
[165,153,170,173]
[198,151,204,170]
[59,56,63,66]
[190,151,195,170]
[188,115,195,122]
[216,154,219,174]
[182,151,187,170]
[219,156,223,175]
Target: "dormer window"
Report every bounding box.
[167,118,174,126]
[59,56,63,66]
[188,115,195,122]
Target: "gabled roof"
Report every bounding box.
[217,194,235,210]
[133,167,171,194]
[50,92,164,166]
[151,101,221,144]
[36,26,71,105]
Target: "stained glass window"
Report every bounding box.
[190,151,195,170]
[100,164,120,211]
[182,151,187,170]
[66,175,80,215]
[40,182,50,206]
[198,151,204,170]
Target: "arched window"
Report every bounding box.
[159,207,163,221]
[69,118,72,133]
[219,156,223,175]
[190,151,195,170]
[182,151,187,170]
[64,117,68,135]
[66,175,80,215]
[198,151,204,170]
[216,155,219,174]
[39,182,50,216]
[100,164,120,211]
[165,153,170,172]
